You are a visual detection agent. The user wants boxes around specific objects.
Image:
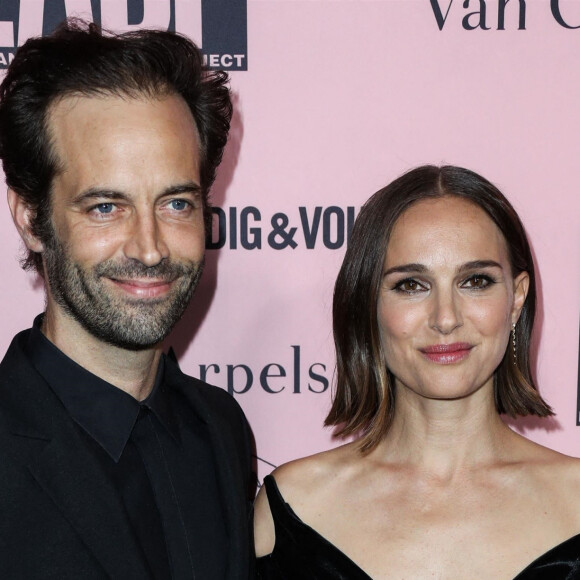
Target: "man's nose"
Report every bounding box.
[123,212,169,267]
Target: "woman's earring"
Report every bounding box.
[511,322,517,366]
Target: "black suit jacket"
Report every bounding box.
[0,330,255,579]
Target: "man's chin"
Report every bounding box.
[64,302,184,351]
[83,320,174,351]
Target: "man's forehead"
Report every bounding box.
[45,92,202,198]
[47,90,197,131]
[47,91,200,161]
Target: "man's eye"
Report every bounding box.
[169,199,190,211]
[94,203,115,214]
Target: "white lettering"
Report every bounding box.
[0,22,14,48]
[18,0,43,46]
[64,0,93,21]
[203,54,246,69]
[101,0,170,33]
[175,0,202,46]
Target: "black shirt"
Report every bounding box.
[25,315,228,579]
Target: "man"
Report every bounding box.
[0,20,254,579]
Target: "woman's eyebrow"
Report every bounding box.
[458,260,503,273]
[383,260,504,278]
[383,263,427,277]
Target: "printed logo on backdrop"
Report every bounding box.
[429,0,580,30]
[206,206,360,250]
[196,345,330,396]
[0,0,247,70]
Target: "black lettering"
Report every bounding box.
[206,207,226,249]
[429,0,454,30]
[240,206,262,249]
[551,0,580,29]
[229,207,238,249]
[260,364,286,393]
[202,0,248,71]
[299,207,322,249]
[226,364,253,395]
[498,0,526,30]
[323,206,345,249]
[268,213,298,250]
[292,345,301,393]
[199,363,220,382]
[462,0,490,30]
[308,364,329,393]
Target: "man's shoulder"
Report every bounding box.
[0,328,32,369]
[0,328,40,405]
[164,357,255,494]
[164,355,247,425]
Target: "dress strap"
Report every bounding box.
[263,474,288,523]
[260,474,375,579]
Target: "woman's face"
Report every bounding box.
[378,196,529,402]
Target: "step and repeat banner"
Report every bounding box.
[0,0,578,483]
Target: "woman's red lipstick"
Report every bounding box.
[420,343,473,364]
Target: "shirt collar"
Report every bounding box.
[25,314,180,462]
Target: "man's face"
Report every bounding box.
[40,92,205,350]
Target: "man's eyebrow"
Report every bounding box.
[71,182,202,205]
[71,188,130,204]
[160,182,202,197]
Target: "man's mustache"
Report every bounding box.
[93,259,198,281]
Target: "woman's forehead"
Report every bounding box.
[384,196,510,270]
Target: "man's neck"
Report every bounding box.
[42,308,162,401]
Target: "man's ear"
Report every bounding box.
[7,189,45,253]
[511,270,530,325]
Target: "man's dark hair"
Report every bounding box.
[0,19,232,273]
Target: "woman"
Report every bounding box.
[254,165,580,579]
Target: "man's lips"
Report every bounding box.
[108,277,174,298]
[419,342,473,364]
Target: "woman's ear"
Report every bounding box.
[511,271,530,325]
[7,189,45,253]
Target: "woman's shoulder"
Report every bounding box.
[514,433,580,472]
[270,441,366,504]
[254,442,359,557]
[512,434,580,511]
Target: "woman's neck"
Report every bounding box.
[372,384,519,481]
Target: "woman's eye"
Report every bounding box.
[393,278,426,294]
[462,274,494,289]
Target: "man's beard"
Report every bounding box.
[42,229,203,351]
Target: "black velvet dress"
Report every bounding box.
[256,475,580,579]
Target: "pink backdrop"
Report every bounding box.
[0,0,579,483]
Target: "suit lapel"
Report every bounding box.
[24,432,151,579]
[0,337,151,580]
[167,363,250,580]
[205,412,249,579]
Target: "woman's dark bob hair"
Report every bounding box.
[326,165,552,452]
